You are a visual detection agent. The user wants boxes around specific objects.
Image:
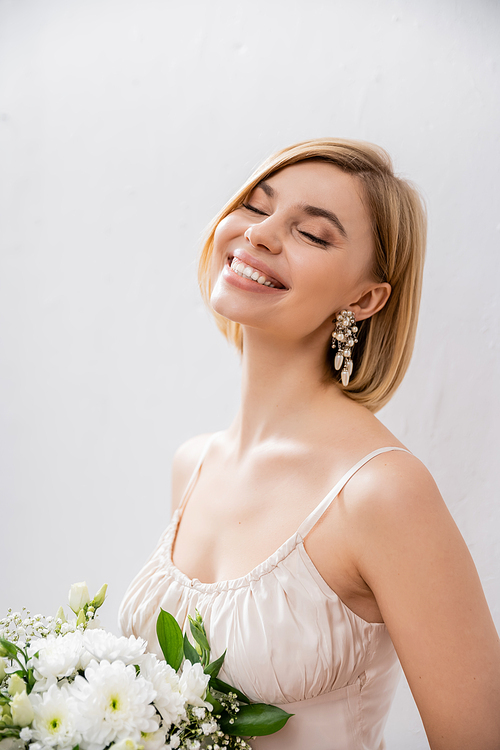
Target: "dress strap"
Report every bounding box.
[177,432,220,516]
[297,446,411,539]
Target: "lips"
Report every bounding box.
[228,249,288,290]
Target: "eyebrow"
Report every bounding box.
[255,180,348,239]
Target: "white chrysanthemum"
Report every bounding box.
[109,740,142,750]
[139,653,185,728]
[82,630,147,666]
[140,726,168,750]
[178,661,211,709]
[28,632,85,690]
[70,659,159,750]
[30,684,81,749]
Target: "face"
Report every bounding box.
[210,160,386,344]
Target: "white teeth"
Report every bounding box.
[230,257,281,289]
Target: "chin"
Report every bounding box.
[210,286,244,325]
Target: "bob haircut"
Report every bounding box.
[198,138,427,413]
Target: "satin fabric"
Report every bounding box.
[119,436,408,749]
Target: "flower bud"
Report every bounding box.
[68,582,91,614]
[91,583,108,609]
[55,606,66,624]
[76,609,86,628]
[0,657,6,681]
[7,674,26,696]
[11,690,34,727]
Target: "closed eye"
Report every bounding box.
[242,203,268,216]
[299,231,329,247]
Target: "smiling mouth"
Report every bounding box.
[227,256,287,289]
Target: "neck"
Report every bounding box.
[228,327,346,452]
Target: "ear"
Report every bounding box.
[348,282,391,322]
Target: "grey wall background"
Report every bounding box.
[1,1,499,747]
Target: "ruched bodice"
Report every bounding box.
[119,435,408,749]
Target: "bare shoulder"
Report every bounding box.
[342,448,459,583]
[171,433,214,513]
[343,449,500,748]
[345,447,441,517]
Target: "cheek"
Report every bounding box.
[213,215,239,250]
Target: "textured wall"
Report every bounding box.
[1,1,499,747]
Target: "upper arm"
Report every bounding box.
[171,433,213,515]
[348,452,500,750]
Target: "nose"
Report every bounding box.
[244,218,282,254]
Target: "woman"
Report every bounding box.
[119,139,500,749]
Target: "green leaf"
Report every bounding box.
[209,676,250,704]
[0,638,21,660]
[204,649,226,678]
[205,689,224,715]
[183,633,200,664]
[219,702,294,736]
[189,619,210,654]
[156,609,184,671]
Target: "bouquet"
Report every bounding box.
[0,584,292,750]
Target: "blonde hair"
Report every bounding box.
[198,138,427,413]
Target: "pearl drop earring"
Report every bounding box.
[331,310,359,386]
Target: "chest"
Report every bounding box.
[172,452,345,583]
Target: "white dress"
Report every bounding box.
[119,434,408,749]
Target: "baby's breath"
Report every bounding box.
[0,608,75,647]
[0,586,277,749]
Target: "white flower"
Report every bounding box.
[201,720,218,735]
[178,660,210,708]
[83,630,147,666]
[192,706,206,720]
[83,616,103,632]
[109,739,141,750]
[69,583,91,614]
[29,632,85,690]
[139,654,185,728]
[186,741,200,750]
[60,621,78,635]
[11,690,35,727]
[30,684,80,749]
[19,728,33,742]
[139,726,167,750]
[70,659,158,749]
[7,674,26,695]
[165,734,180,749]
